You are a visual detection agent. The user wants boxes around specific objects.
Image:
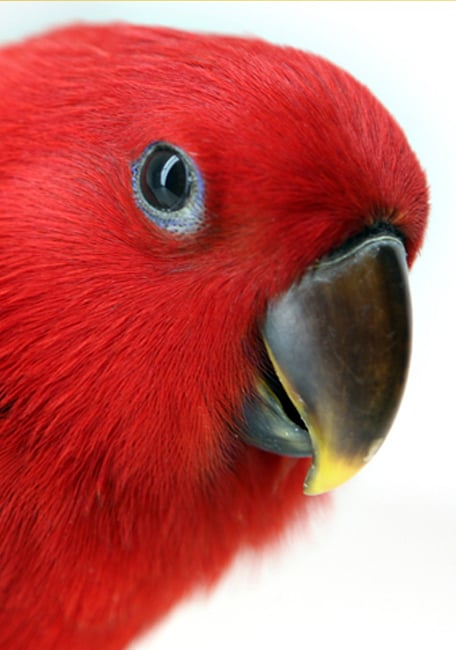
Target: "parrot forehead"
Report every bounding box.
[0,25,407,165]
[1,23,428,266]
[3,24,381,138]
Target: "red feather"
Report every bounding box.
[0,24,428,649]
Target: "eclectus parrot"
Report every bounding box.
[0,24,428,650]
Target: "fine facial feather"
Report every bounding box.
[0,24,428,649]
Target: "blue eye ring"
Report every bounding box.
[132,142,204,235]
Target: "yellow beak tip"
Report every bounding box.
[303,457,367,496]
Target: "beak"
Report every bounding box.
[242,230,411,495]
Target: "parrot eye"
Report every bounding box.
[132,142,204,234]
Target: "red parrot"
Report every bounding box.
[0,24,428,650]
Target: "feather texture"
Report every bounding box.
[0,24,428,649]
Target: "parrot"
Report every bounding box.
[0,23,428,650]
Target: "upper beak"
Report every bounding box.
[242,230,411,495]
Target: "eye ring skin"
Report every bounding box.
[132,142,205,235]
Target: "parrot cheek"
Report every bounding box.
[241,228,411,495]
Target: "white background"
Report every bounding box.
[1,2,455,648]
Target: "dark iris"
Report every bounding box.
[140,147,191,212]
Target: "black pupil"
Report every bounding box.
[141,149,190,211]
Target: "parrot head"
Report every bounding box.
[0,24,428,646]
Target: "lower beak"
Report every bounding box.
[242,230,411,495]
